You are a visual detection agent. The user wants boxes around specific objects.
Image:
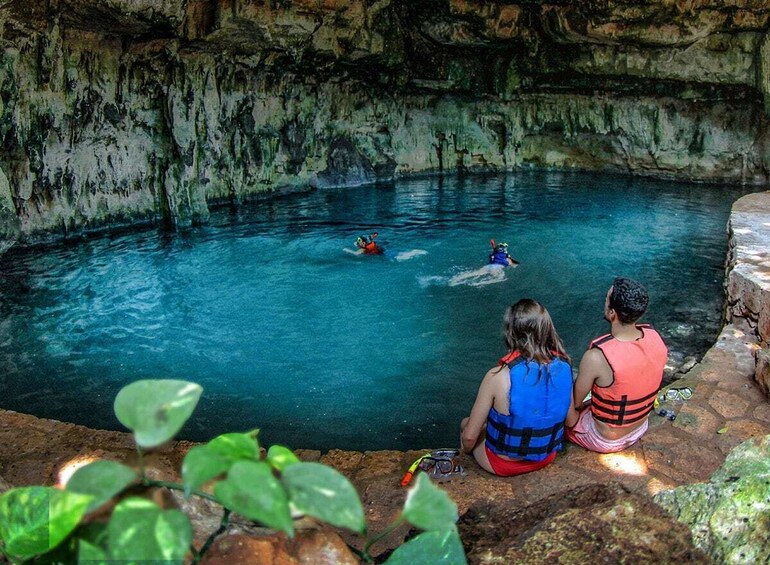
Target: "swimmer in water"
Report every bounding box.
[354,233,384,255]
[447,239,519,287]
[488,240,519,267]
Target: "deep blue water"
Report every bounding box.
[0,172,755,450]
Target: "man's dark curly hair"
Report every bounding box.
[609,277,649,324]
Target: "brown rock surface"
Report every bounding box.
[199,527,358,565]
[458,483,709,564]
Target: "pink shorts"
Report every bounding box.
[565,408,648,453]
[484,446,556,476]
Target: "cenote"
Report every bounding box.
[0,171,756,451]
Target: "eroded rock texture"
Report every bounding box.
[654,435,770,564]
[2,1,770,245]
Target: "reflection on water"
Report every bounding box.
[0,171,756,450]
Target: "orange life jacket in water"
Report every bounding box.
[589,325,668,427]
[363,241,382,254]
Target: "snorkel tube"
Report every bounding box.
[400,453,429,487]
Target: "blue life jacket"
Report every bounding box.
[489,250,510,266]
[485,352,573,461]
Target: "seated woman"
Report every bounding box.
[460,299,573,476]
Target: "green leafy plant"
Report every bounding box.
[0,379,466,564]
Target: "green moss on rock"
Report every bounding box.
[654,435,770,564]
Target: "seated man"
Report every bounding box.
[565,277,668,453]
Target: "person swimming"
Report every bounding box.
[442,239,519,287]
[488,240,519,267]
[345,232,427,261]
[354,233,384,255]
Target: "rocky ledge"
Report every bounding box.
[1,191,769,563]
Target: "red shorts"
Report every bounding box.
[484,446,556,476]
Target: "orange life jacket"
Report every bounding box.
[590,325,668,427]
[363,241,382,254]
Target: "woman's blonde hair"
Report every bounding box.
[503,299,570,365]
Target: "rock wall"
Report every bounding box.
[2,1,770,247]
[725,191,770,396]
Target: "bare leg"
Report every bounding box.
[460,417,495,474]
[472,441,495,474]
[459,417,469,449]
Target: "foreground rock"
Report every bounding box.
[459,482,707,564]
[654,435,770,564]
[199,526,359,565]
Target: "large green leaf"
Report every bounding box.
[113,380,202,448]
[266,445,300,473]
[77,539,109,563]
[0,486,92,559]
[182,433,261,496]
[282,462,365,533]
[66,461,137,513]
[402,473,458,532]
[214,461,293,535]
[208,433,260,460]
[75,522,109,564]
[181,445,231,497]
[106,498,191,563]
[383,528,467,565]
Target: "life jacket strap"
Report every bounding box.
[591,389,658,425]
[498,350,570,367]
[592,410,653,426]
[592,388,658,406]
[486,419,564,457]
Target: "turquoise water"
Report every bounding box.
[0,172,754,450]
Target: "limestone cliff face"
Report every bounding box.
[2,1,770,244]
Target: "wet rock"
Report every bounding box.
[0,169,20,255]
[0,203,20,257]
[459,482,707,564]
[678,356,699,375]
[316,137,378,188]
[654,435,770,564]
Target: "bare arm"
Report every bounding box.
[461,367,499,452]
[565,348,605,427]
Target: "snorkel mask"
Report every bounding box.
[495,242,509,252]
